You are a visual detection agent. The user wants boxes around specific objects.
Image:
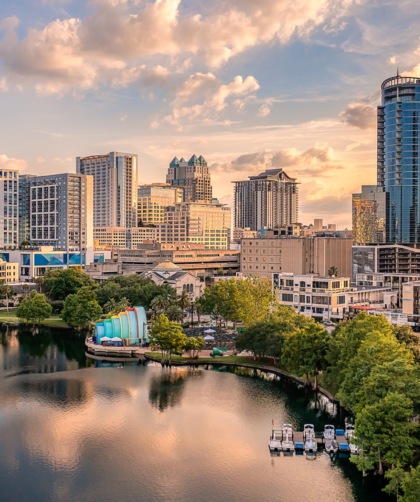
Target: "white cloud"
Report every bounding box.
[389,56,396,64]
[0,0,352,93]
[0,77,8,92]
[37,157,46,163]
[339,102,376,129]
[0,154,27,171]
[120,115,127,121]
[66,157,72,161]
[150,120,159,129]
[257,103,271,117]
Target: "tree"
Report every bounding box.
[150,295,170,312]
[17,293,52,324]
[0,281,14,312]
[195,298,204,324]
[34,277,45,294]
[236,276,277,327]
[328,266,338,277]
[16,298,32,324]
[21,283,30,299]
[149,313,186,361]
[20,240,30,249]
[393,324,420,363]
[281,323,328,388]
[62,288,102,330]
[398,466,420,502]
[177,290,190,311]
[43,267,98,301]
[103,297,131,315]
[185,337,205,357]
[351,393,418,476]
[217,267,224,276]
[166,304,184,322]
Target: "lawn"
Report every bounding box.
[0,310,62,319]
[145,352,276,366]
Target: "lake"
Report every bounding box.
[0,326,391,502]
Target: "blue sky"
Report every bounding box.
[1,0,420,227]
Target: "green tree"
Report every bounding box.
[16,298,32,324]
[399,466,420,502]
[185,336,205,357]
[237,276,277,327]
[393,324,420,363]
[62,288,102,330]
[194,298,204,324]
[149,313,186,360]
[0,281,14,312]
[104,297,131,315]
[43,267,98,301]
[21,283,30,299]
[150,295,171,312]
[351,393,419,476]
[166,304,184,322]
[177,290,191,311]
[281,323,328,388]
[29,293,53,323]
[328,266,338,277]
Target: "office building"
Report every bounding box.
[25,173,93,261]
[93,226,157,249]
[0,258,18,283]
[232,168,298,231]
[76,152,138,228]
[352,186,388,244]
[377,74,420,244]
[18,174,36,245]
[155,202,231,250]
[137,183,182,226]
[166,155,212,203]
[233,228,258,243]
[0,168,19,247]
[241,236,352,279]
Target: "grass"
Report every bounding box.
[145,352,277,366]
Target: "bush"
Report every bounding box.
[49,300,64,314]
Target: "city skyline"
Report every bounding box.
[1,1,420,228]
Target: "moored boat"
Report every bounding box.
[323,424,335,439]
[281,424,295,451]
[325,438,338,454]
[303,424,317,453]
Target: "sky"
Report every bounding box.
[1,1,420,228]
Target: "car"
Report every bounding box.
[323,320,335,327]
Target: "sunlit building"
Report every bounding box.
[166,155,212,203]
[352,186,387,244]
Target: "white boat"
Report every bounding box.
[281,424,295,451]
[303,424,317,453]
[325,438,338,454]
[324,424,335,439]
[345,421,355,440]
[268,430,282,452]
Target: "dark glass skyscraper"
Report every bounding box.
[378,74,420,243]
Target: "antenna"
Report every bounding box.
[397,68,400,77]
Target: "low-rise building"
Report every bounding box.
[276,273,396,318]
[93,227,157,249]
[142,261,203,300]
[233,228,257,243]
[0,258,19,283]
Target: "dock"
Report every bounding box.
[269,428,352,455]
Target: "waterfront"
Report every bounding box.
[0,326,391,502]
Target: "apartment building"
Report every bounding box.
[0,168,19,247]
[277,273,396,318]
[233,227,257,243]
[0,258,18,283]
[241,237,352,278]
[166,155,212,203]
[155,202,231,250]
[137,183,182,226]
[18,174,36,245]
[233,168,298,231]
[93,227,127,248]
[76,152,138,228]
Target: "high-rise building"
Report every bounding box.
[76,152,138,228]
[25,173,93,262]
[166,155,212,203]
[0,168,19,247]
[18,174,36,245]
[232,168,298,231]
[352,185,388,244]
[155,202,231,250]
[137,183,183,226]
[377,74,420,243]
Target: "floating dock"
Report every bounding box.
[269,429,352,454]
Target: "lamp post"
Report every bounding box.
[190,301,195,327]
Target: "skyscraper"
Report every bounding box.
[352,185,388,244]
[232,169,298,231]
[377,74,420,243]
[166,155,212,203]
[77,152,138,228]
[1,168,19,247]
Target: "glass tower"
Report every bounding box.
[378,74,420,243]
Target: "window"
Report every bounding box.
[332,281,340,289]
[282,293,293,302]
[337,296,345,305]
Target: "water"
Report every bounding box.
[0,326,391,502]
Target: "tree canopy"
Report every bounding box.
[43,267,98,301]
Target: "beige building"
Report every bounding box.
[94,227,127,248]
[119,242,239,276]
[137,184,183,226]
[155,202,231,250]
[166,155,212,203]
[233,228,257,243]
[241,237,352,278]
[142,261,202,300]
[0,258,18,282]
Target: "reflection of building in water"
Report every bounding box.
[352,186,388,245]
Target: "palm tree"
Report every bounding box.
[115,297,131,313]
[150,295,170,312]
[166,304,184,322]
[104,298,117,314]
[177,290,191,311]
[0,283,13,312]
[21,283,30,299]
[328,266,338,277]
[34,277,45,294]
[195,299,204,325]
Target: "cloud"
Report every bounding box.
[164,75,259,126]
[0,77,8,91]
[339,102,376,129]
[0,154,27,171]
[150,120,159,129]
[257,103,271,117]
[120,115,127,121]
[171,72,219,104]
[0,0,352,93]
[389,56,396,64]
[37,157,46,163]
[212,143,346,179]
[66,157,72,161]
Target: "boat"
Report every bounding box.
[268,421,282,452]
[324,424,335,439]
[303,424,317,453]
[344,419,355,441]
[281,424,295,452]
[325,438,339,454]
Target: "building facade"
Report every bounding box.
[166,155,212,203]
[232,168,298,231]
[241,237,352,279]
[137,183,182,226]
[76,152,138,228]
[352,185,388,244]
[18,174,36,245]
[93,226,157,249]
[377,74,420,244]
[155,202,231,250]
[0,168,19,247]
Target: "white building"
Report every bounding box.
[77,152,138,228]
[1,167,19,247]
